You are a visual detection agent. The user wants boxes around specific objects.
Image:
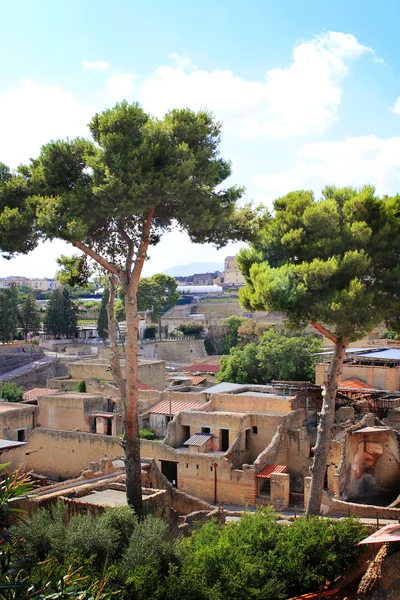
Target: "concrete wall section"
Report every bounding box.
[68,359,166,390]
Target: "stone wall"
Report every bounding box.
[68,359,166,390]
[0,403,37,441]
[37,393,107,432]
[2,359,69,390]
[141,438,257,505]
[0,354,40,375]
[137,339,207,362]
[1,428,123,479]
[210,392,293,414]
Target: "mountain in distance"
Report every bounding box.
[164,262,224,277]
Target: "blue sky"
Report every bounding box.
[2,0,400,277]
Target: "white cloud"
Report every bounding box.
[392,97,400,114]
[140,31,372,138]
[82,60,110,71]
[106,73,136,102]
[254,135,400,200]
[0,78,91,168]
[170,53,196,69]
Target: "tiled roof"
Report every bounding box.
[184,433,212,447]
[189,375,207,386]
[181,363,220,374]
[141,399,204,416]
[257,464,287,479]
[339,379,375,390]
[23,388,58,402]
[138,381,156,391]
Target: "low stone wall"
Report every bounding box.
[137,339,207,362]
[1,428,123,479]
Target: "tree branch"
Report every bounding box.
[118,218,135,275]
[73,241,121,278]
[310,320,338,344]
[131,207,155,286]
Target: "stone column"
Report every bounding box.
[270,472,290,510]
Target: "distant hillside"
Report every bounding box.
[164,262,223,277]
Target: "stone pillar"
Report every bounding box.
[96,417,106,435]
[304,476,312,509]
[270,472,290,510]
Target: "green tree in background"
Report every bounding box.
[0,162,38,256]
[137,274,179,335]
[18,294,41,341]
[238,186,400,515]
[220,315,245,353]
[2,102,251,517]
[0,285,18,343]
[44,288,78,338]
[97,287,110,340]
[114,298,126,323]
[218,329,322,384]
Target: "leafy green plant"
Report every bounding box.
[176,322,204,335]
[0,383,24,403]
[75,381,86,393]
[139,429,156,440]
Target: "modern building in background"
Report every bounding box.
[0,276,58,291]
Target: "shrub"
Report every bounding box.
[139,428,156,440]
[176,322,204,335]
[204,337,216,356]
[0,382,24,402]
[75,380,86,393]
[144,326,157,339]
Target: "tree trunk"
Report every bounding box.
[123,282,143,518]
[106,277,126,405]
[306,338,347,516]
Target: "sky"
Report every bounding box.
[2,0,400,278]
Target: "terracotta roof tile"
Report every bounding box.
[188,375,207,386]
[339,379,375,390]
[138,381,156,391]
[23,388,58,402]
[257,464,287,479]
[141,399,205,416]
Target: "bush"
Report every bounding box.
[177,322,204,335]
[75,380,86,393]
[0,382,24,402]
[204,337,216,355]
[144,326,157,339]
[139,428,156,440]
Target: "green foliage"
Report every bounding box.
[168,510,367,600]
[379,328,400,340]
[220,315,246,354]
[56,254,92,288]
[136,274,179,322]
[176,322,204,335]
[97,288,109,341]
[75,381,86,393]
[238,186,400,342]
[217,329,322,384]
[144,326,156,339]
[18,293,41,341]
[204,337,217,356]
[114,299,125,323]
[139,428,156,440]
[0,382,24,402]
[44,288,78,339]
[0,285,19,343]
[0,162,38,257]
